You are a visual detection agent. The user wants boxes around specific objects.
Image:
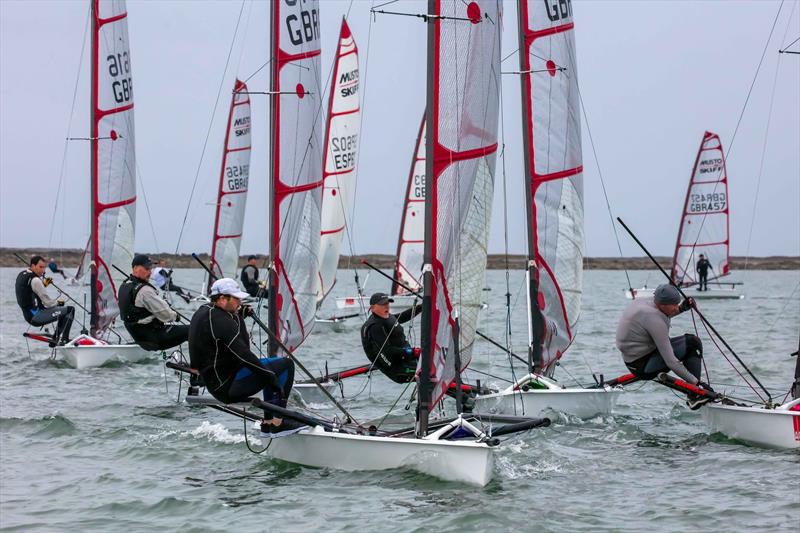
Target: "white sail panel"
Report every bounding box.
[520,0,583,374]
[672,131,731,285]
[393,116,426,295]
[424,0,501,407]
[92,0,136,334]
[318,19,360,304]
[271,0,323,351]
[210,79,251,285]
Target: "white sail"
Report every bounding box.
[671,131,731,286]
[317,19,360,305]
[269,0,323,352]
[91,0,136,335]
[209,79,252,289]
[392,115,426,296]
[422,0,501,407]
[518,0,583,375]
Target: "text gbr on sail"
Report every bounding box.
[226,164,249,191]
[107,52,132,104]
[413,174,425,199]
[285,0,319,46]
[545,0,573,22]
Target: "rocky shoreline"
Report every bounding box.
[2,248,798,271]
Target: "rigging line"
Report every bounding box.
[762,280,800,337]
[743,0,797,275]
[175,0,246,254]
[234,0,254,76]
[135,164,160,251]
[780,34,800,51]
[49,5,91,246]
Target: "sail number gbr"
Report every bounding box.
[412,174,425,199]
[689,192,725,213]
[107,53,132,104]
[226,164,249,191]
[330,134,357,171]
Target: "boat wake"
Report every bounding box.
[187,421,259,446]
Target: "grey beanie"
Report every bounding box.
[654,284,681,305]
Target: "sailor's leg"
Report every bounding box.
[675,333,703,382]
[258,357,295,408]
[155,324,189,350]
[56,306,75,342]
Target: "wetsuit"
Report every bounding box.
[188,304,294,406]
[118,275,188,350]
[15,269,75,345]
[240,264,260,297]
[360,306,421,383]
[616,298,702,384]
[696,258,711,291]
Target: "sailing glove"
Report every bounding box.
[679,297,696,313]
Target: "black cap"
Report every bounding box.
[131,254,153,268]
[369,292,394,305]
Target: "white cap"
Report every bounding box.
[210,278,250,299]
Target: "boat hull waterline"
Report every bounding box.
[701,400,800,450]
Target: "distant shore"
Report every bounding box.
[2,248,798,271]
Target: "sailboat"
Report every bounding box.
[334,116,425,315]
[209,0,548,486]
[315,19,362,332]
[28,0,149,369]
[472,0,621,419]
[625,132,743,300]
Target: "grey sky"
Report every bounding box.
[1,0,798,258]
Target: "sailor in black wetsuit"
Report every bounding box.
[118,255,189,350]
[240,255,262,298]
[360,292,421,383]
[16,255,75,347]
[188,278,300,436]
[696,254,712,291]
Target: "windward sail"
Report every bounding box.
[423,0,501,407]
[91,0,136,335]
[518,0,584,375]
[269,0,323,352]
[392,115,426,296]
[209,79,252,291]
[317,19,360,305]
[671,131,731,286]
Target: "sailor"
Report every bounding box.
[616,284,713,409]
[188,278,300,436]
[695,254,712,291]
[360,292,422,384]
[47,258,67,279]
[151,259,191,303]
[240,255,262,297]
[118,255,189,350]
[16,255,75,347]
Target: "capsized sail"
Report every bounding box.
[671,131,730,286]
[317,18,360,305]
[422,0,501,407]
[518,0,584,376]
[269,0,323,352]
[209,79,252,291]
[392,115,426,296]
[91,0,136,335]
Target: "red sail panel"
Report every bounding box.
[671,131,731,285]
[519,0,584,375]
[424,0,501,407]
[209,79,251,290]
[270,0,323,351]
[392,114,426,296]
[91,0,136,335]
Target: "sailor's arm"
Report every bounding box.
[368,323,407,360]
[396,303,422,324]
[31,277,59,308]
[645,318,698,384]
[135,286,178,322]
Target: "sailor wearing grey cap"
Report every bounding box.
[616,284,714,409]
[360,292,422,383]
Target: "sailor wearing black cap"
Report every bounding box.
[616,284,713,409]
[360,292,422,383]
[117,255,189,350]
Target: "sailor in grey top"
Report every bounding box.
[616,284,702,385]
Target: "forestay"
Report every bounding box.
[91,0,136,335]
[518,0,584,375]
[317,19,360,304]
[423,0,501,406]
[671,131,730,286]
[269,0,323,352]
[209,79,252,289]
[392,115,426,296]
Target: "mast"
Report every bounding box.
[267,0,279,356]
[89,0,98,334]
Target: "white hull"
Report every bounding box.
[263,421,494,486]
[701,400,800,450]
[335,294,418,312]
[625,286,743,300]
[58,335,150,369]
[474,374,622,419]
[313,316,354,333]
